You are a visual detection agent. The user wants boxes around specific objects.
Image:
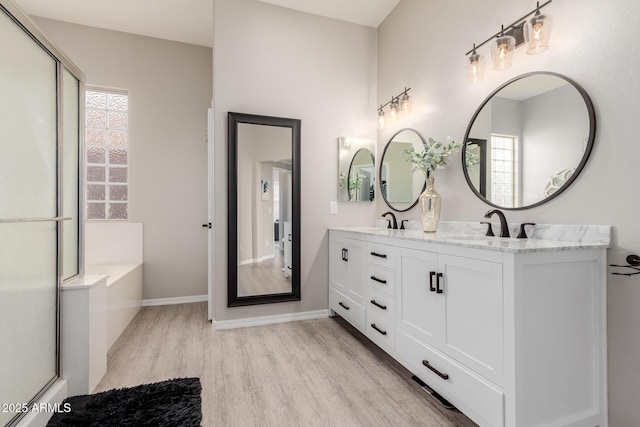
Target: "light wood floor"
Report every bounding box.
[96,303,476,427]
[237,248,291,297]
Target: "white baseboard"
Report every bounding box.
[17,379,68,427]
[213,309,329,330]
[142,294,208,307]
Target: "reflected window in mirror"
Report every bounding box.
[462,72,595,210]
[228,112,301,307]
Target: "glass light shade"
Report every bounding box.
[390,100,399,121]
[377,109,385,130]
[524,12,552,54]
[491,35,516,70]
[401,93,410,115]
[467,52,485,83]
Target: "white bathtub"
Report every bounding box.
[85,263,142,350]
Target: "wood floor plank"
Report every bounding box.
[95,302,477,426]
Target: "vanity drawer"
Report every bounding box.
[396,331,504,427]
[329,288,365,331]
[365,287,395,353]
[366,264,395,296]
[367,243,395,270]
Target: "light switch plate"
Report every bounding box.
[330,201,338,214]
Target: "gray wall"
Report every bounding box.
[213,0,378,321]
[377,0,640,425]
[34,18,213,300]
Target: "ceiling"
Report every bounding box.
[12,0,399,48]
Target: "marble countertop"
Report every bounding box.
[330,221,611,253]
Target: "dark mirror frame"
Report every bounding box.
[379,128,427,212]
[462,71,596,210]
[227,112,301,307]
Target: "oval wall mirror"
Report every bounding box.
[380,128,427,212]
[463,72,596,210]
[347,148,375,202]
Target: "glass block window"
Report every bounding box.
[85,88,128,219]
[490,134,518,208]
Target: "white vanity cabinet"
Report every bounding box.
[328,228,608,427]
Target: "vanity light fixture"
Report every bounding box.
[467,44,485,82]
[464,0,552,80]
[377,87,411,130]
[491,26,516,70]
[524,2,552,54]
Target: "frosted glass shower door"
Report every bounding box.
[0,7,59,426]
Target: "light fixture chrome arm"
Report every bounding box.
[464,0,552,56]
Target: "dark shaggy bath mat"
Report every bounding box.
[47,377,201,426]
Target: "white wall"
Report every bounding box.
[213,0,378,321]
[33,18,213,300]
[377,1,640,425]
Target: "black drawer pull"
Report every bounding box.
[371,323,387,336]
[338,301,350,310]
[422,360,449,380]
[370,275,387,284]
[341,248,349,262]
[370,299,387,310]
[436,272,443,294]
[429,271,436,292]
[370,251,387,259]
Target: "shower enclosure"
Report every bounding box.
[0,1,83,426]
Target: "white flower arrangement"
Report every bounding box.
[402,136,461,178]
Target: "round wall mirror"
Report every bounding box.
[347,148,375,202]
[380,128,426,212]
[462,72,596,210]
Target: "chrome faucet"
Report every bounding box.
[382,211,398,229]
[484,209,510,238]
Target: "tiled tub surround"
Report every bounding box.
[329,224,610,427]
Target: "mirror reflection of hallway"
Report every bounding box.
[236,122,293,297]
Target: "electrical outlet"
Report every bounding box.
[330,201,338,214]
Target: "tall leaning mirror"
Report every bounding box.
[228,112,301,307]
[463,72,596,210]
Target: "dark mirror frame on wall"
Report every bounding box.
[462,71,597,210]
[227,112,301,307]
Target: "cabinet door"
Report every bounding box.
[397,248,441,346]
[345,239,366,304]
[330,236,349,293]
[438,254,503,385]
[329,236,366,304]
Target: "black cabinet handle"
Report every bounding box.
[429,271,436,292]
[202,223,211,229]
[436,272,443,294]
[370,300,387,310]
[422,360,449,380]
[370,251,387,259]
[338,301,350,310]
[341,248,348,262]
[371,323,387,336]
[370,275,387,284]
